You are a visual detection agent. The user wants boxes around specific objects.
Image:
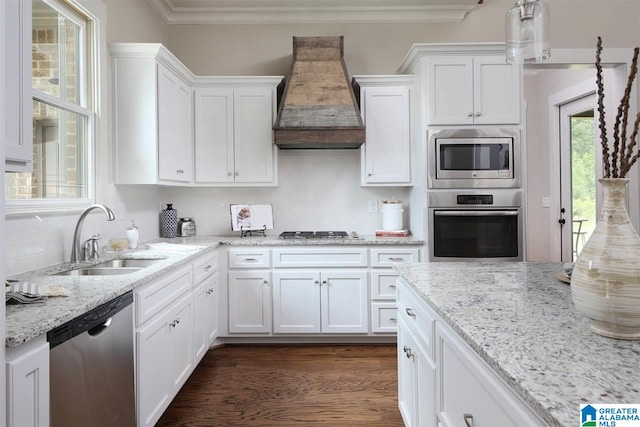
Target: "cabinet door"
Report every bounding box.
[6,338,50,427]
[205,272,220,344]
[362,86,411,184]
[157,63,192,183]
[193,281,209,362]
[371,302,398,333]
[473,56,520,124]
[228,270,272,333]
[426,56,473,125]
[233,87,275,183]
[4,0,33,172]
[168,292,194,392]
[397,316,417,427]
[194,87,235,183]
[320,270,368,333]
[272,270,321,333]
[137,310,171,427]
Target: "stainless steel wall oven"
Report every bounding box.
[428,128,521,189]
[428,190,523,261]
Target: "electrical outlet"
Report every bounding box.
[368,200,379,213]
[542,197,551,208]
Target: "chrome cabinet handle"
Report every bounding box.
[203,264,212,271]
[389,284,397,288]
[170,318,180,327]
[405,308,416,317]
[389,257,405,262]
[243,258,258,262]
[389,317,397,322]
[206,288,214,295]
[322,280,327,285]
[403,345,414,359]
[474,112,481,117]
[314,280,319,284]
[464,413,474,427]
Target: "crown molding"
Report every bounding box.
[146,0,480,24]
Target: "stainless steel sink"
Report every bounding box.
[56,267,142,276]
[92,258,165,268]
[55,257,166,276]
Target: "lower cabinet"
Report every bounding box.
[193,271,219,362]
[272,270,368,334]
[397,278,546,427]
[228,270,272,333]
[5,335,50,427]
[136,290,194,427]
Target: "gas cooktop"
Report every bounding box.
[279,231,351,239]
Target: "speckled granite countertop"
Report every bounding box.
[6,234,423,348]
[394,261,640,427]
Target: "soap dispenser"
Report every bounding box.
[126,220,139,249]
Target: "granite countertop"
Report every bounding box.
[6,234,423,348]
[394,261,640,427]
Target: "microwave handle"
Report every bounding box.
[434,210,518,217]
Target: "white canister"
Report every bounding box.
[381,203,404,230]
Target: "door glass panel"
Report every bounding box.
[571,113,596,260]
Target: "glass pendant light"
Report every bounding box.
[505,0,550,64]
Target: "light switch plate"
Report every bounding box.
[368,200,379,213]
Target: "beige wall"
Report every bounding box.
[106,0,169,44]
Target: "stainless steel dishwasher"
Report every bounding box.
[48,291,136,427]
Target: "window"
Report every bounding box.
[5,0,94,208]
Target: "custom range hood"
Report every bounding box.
[273,36,365,149]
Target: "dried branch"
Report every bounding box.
[595,37,611,178]
[616,47,639,176]
[620,111,640,177]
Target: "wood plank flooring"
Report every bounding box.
[157,344,404,427]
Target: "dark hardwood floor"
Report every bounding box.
[157,344,404,427]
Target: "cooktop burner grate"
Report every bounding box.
[279,231,349,239]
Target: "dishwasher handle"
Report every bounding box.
[47,291,133,349]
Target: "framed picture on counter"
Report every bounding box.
[230,204,274,232]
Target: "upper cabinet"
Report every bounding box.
[193,79,280,186]
[4,0,33,173]
[353,75,414,186]
[426,55,520,125]
[397,43,522,127]
[110,43,194,185]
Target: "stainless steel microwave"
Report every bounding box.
[428,128,521,188]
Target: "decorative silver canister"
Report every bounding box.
[160,204,178,238]
[177,217,196,237]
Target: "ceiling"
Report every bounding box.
[145,0,483,24]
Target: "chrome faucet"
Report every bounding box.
[70,204,116,263]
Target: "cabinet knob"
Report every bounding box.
[263,279,269,285]
[368,173,372,176]
[314,280,320,285]
[463,414,474,427]
[403,345,414,359]
[235,171,239,176]
[467,113,474,117]
[227,172,233,176]
[474,112,481,117]
[322,280,327,285]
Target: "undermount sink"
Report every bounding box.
[92,258,165,268]
[55,257,166,276]
[56,267,142,276]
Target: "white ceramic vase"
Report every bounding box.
[571,178,640,339]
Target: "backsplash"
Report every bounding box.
[4,149,410,276]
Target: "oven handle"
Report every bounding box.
[434,210,518,217]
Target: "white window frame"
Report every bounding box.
[5,0,97,216]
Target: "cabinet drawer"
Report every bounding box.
[371,302,398,333]
[135,264,193,326]
[193,252,217,284]
[397,279,435,356]
[272,248,368,268]
[371,270,399,300]
[370,248,419,267]
[228,248,270,269]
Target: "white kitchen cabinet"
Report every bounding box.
[353,76,413,186]
[193,78,280,186]
[396,278,545,427]
[272,270,368,334]
[5,335,50,427]
[228,270,272,333]
[370,247,420,333]
[110,43,194,185]
[135,265,194,427]
[426,55,520,125]
[4,0,33,172]
[193,252,219,362]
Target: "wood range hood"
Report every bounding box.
[273,36,365,149]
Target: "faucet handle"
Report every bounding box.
[82,235,101,261]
